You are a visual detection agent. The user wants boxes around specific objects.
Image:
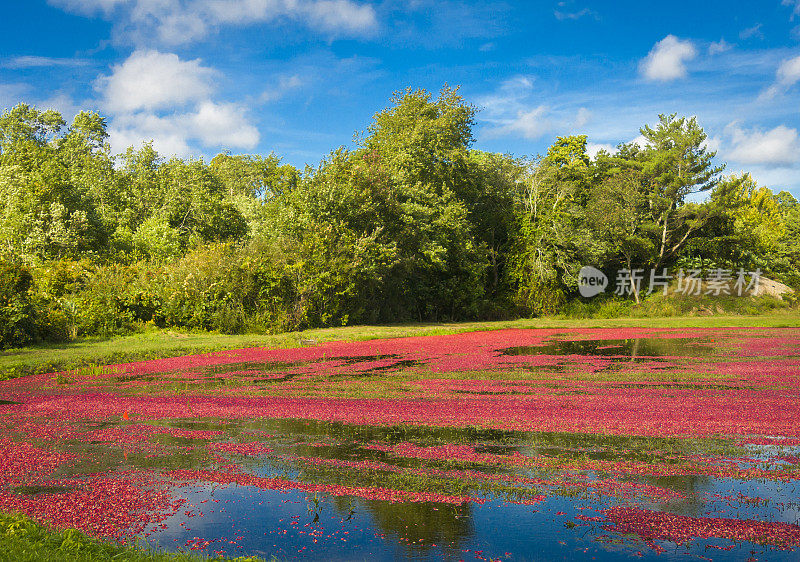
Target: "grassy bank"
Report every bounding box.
[0,512,267,562]
[2,310,798,381]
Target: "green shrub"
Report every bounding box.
[72,266,137,337]
[0,258,39,348]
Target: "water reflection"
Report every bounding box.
[91,417,797,560]
[501,337,716,358]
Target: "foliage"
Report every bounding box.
[0,105,108,260]
[0,92,795,341]
[680,175,800,288]
[508,136,596,314]
[0,257,39,347]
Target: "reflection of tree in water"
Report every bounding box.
[503,337,714,359]
[330,496,475,558]
[640,474,713,517]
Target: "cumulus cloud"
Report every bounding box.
[761,55,800,99]
[189,101,259,147]
[108,102,260,157]
[640,35,697,82]
[96,50,259,156]
[305,0,378,34]
[96,50,215,113]
[629,134,649,148]
[726,123,800,167]
[703,135,722,154]
[586,142,615,159]
[49,0,378,45]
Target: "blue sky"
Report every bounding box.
[2,0,800,196]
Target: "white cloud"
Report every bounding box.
[0,83,31,110]
[261,74,304,103]
[586,142,615,159]
[479,77,594,141]
[785,0,800,19]
[498,106,552,139]
[204,0,378,34]
[48,0,128,16]
[108,103,259,156]
[96,50,215,113]
[96,50,259,156]
[703,135,722,154]
[573,107,591,128]
[776,56,800,86]
[109,114,193,157]
[189,101,259,148]
[478,76,553,139]
[201,0,282,24]
[554,7,594,21]
[49,0,379,45]
[2,55,90,69]
[155,11,208,44]
[761,55,800,98]
[739,23,763,40]
[708,39,732,56]
[305,0,378,35]
[478,75,535,116]
[726,123,800,167]
[640,35,697,82]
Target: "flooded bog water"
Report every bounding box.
[2,327,799,560]
[31,417,798,561]
[501,337,716,358]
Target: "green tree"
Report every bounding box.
[110,146,247,259]
[586,170,652,303]
[508,136,596,314]
[357,87,487,320]
[683,176,797,287]
[636,114,724,269]
[464,150,523,300]
[0,104,107,260]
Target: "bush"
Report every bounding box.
[0,258,39,348]
[72,267,137,337]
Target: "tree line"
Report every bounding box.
[1,87,798,347]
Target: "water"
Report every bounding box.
[4,327,799,560]
[31,416,798,560]
[501,337,716,358]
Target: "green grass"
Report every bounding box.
[0,511,269,562]
[1,310,798,380]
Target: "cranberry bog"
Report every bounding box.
[2,327,800,561]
